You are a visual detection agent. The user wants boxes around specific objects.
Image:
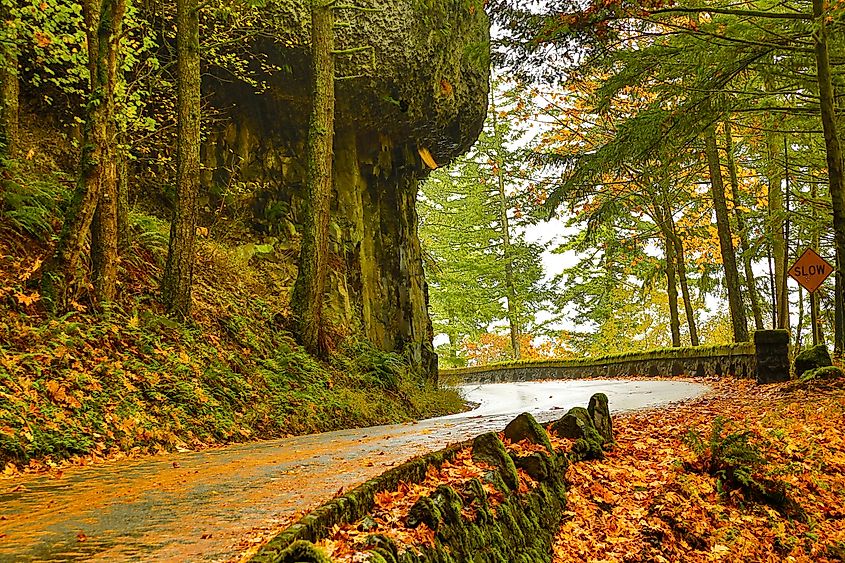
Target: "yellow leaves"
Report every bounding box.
[14,291,40,307]
[418,147,438,170]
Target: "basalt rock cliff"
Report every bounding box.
[203,0,490,379]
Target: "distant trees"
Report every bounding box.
[487,0,845,350]
[419,84,553,365]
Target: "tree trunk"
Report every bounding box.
[162,0,201,318]
[91,0,126,307]
[812,0,845,355]
[724,121,764,330]
[705,124,749,342]
[41,0,124,312]
[764,128,789,330]
[0,2,19,160]
[291,0,335,355]
[117,136,131,252]
[662,199,699,346]
[489,92,520,360]
[664,231,682,347]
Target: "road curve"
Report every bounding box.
[0,379,707,562]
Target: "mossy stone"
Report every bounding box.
[406,495,443,531]
[277,540,330,563]
[513,452,551,482]
[472,432,519,490]
[503,412,554,453]
[549,406,593,440]
[587,393,614,446]
[801,365,844,381]
[572,423,605,461]
[794,344,833,378]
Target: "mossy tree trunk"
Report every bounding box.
[704,122,749,343]
[813,17,845,355]
[724,121,764,330]
[162,0,201,318]
[656,196,699,346]
[0,1,19,160]
[42,0,125,312]
[813,0,845,355]
[292,0,335,355]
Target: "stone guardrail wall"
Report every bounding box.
[440,330,791,386]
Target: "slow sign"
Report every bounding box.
[788,248,834,293]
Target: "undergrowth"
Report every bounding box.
[0,164,464,468]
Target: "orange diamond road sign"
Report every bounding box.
[788,248,834,293]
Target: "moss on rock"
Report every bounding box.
[794,344,833,378]
[503,412,554,453]
[277,540,330,563]
[471,432,519,491]
[588,393,614,446]
[800,365,844,382]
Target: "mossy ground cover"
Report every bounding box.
[553,378,845,562]
[0,164,463,471]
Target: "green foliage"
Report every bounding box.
[0,164,71,241]
[683,417,792,510]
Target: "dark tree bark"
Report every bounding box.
[91,0,126,307]
[489,92,520,360]
[812,0,845,355]
[162,0,201,318]
[0,3,19,160]
[653,202,681,346]
[661,199,699,346]
[42,0,125,312]
[291,0,335,355]
[705,124,749,342]
[724,121,764,330]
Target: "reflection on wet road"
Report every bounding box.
[0,379,707,562]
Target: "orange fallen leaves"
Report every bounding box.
[553,378,845,563]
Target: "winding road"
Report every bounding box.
[0,379,707,562]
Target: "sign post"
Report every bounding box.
[788,248,834,293]
[788,248,834,346]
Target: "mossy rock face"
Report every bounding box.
[277,540,330,563]
[587,393,614,446]
[572,425,605,461]
[503,412,554,453]
[801,365,844,381]
[794,344,833,378]
[513,452,551,482]
[471,432,519,490]
[549,407,593,440]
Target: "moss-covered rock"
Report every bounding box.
[800,365,844,381]
[794,344,833,378]
[503,412,554,453]
[588,393,614,446]
[550,406,605,461]
[549,406,593,439]
[471,432,519,490]
[276,540,330,563]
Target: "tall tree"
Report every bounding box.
[704,122,749,342]
[811,0,845,355]
[0,0,19,159]
[42,0,126,311]
[291,0,335,355]
[162,0,201,317]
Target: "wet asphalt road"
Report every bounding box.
[0,379,708,562]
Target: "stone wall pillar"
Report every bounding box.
[754,329,791,384]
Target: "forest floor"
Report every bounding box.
[0,162,463,470]
[553,377,845,562]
